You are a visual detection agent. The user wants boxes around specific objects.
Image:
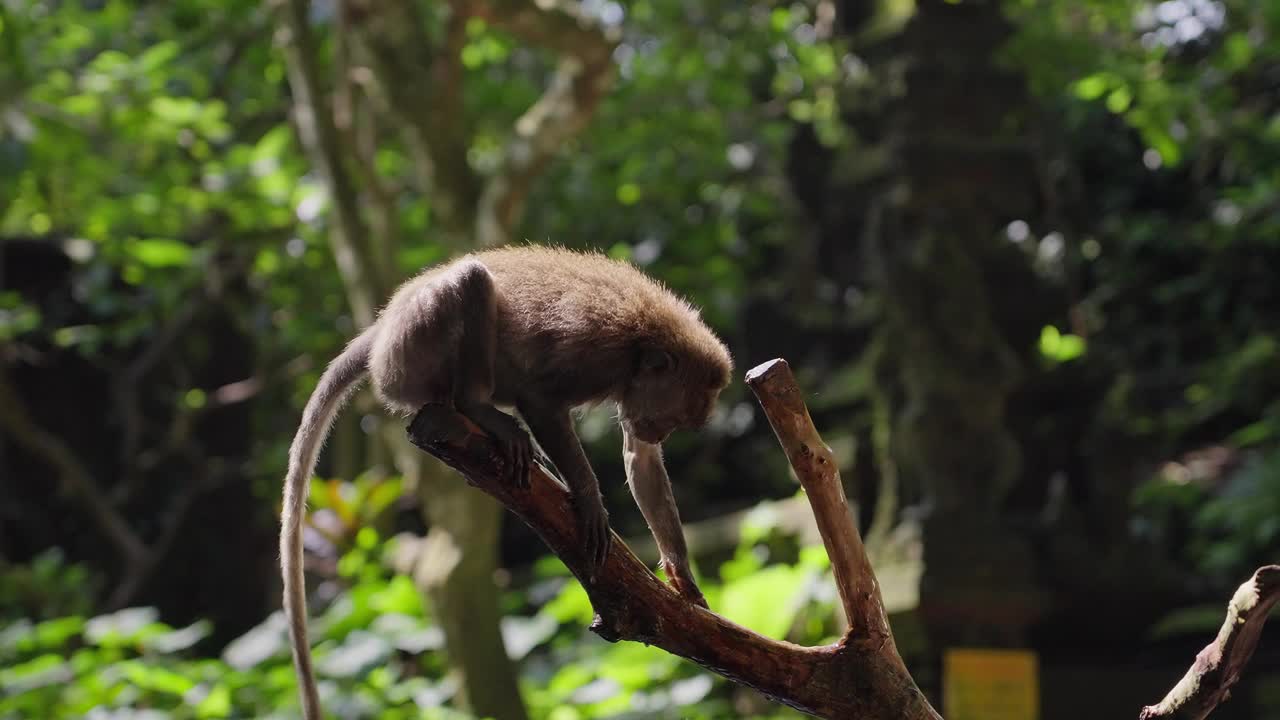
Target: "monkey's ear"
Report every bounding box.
[638,348,675,375]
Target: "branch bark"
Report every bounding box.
[406,359,941,719]
[1140,565,1280,720]
[746,358,894,641]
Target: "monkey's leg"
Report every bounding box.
[623,429,707,608]
[449,260,533,488]
[520,405,612,573]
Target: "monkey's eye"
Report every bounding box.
[638,348,675,375]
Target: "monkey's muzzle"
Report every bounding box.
[628,418,673,444]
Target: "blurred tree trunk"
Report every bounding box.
[778,0,1051,660]
[865,0,1047,646]
[273,1,614,717]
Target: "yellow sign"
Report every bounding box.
[943,648,1039,720]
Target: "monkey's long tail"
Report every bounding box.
[281,329,374,720]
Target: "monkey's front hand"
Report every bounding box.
[661,558,708,609]
[499,424,533,490]
[575,495,611,574]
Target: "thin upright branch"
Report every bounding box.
[746,358,894,643]
[406,358,940,719]
[1140,565,1280,720]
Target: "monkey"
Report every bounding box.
[280,245,733,720]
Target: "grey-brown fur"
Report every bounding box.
[281,246,732,720]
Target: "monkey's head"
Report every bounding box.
[620,338,733,444]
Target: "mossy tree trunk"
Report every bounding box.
[868,0,1046,646]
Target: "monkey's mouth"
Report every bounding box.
[628,419,673,444]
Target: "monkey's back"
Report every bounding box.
[474,246,727,404]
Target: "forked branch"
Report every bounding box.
[407,358,938,719]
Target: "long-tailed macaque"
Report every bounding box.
[281,246,732,719]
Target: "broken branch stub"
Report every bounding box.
[1140,565,1280,720]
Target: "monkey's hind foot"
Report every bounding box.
[460,403,533,489]
[661,559,709,609]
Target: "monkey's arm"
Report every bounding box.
[623,429,707,608]
[520,405,611,572]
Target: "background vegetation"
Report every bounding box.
[1,0,1278,717]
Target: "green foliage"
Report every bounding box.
[1,527,828,719]
[1003,0,1280,590]
[0,550,95,621]
[1135,449,1280,586]
[524,0,846,325]
[7,0,1280,714]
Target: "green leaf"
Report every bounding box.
[150,96,204,125]
[137,41,180,72]
[369,575,424,616]
[770,7,792,32]
[183,388,207,409]
[0,653,70,693]
[1073,73,1112,101]
[1221,33,1253,73]
[253,125,293,163]
[1229,421,1276,448]
[85,607,163,647]
[121,660,198,695]
[315,630,392,678]
[616,183,641,205]
[143,620,212,653]
[718,565,809,637]
[196,683,233,718]
[362,478,405,519]
[62,93,102,116]
[33,616,85,649]
[128,238,192,268]
[541,581,594,625]
[788,99,813,122]
[1038,325,1086,363]
[1105,87,1131,114]
[1138,122,1183,167]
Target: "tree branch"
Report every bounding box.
[1140,565,1280,720]
[0,368,148,567]
[347,0,617,245]
[473,0,619,245]
[746,358,894,641]
[406,358,940,719]
[272,0,385,324]
[345,0,480,237]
